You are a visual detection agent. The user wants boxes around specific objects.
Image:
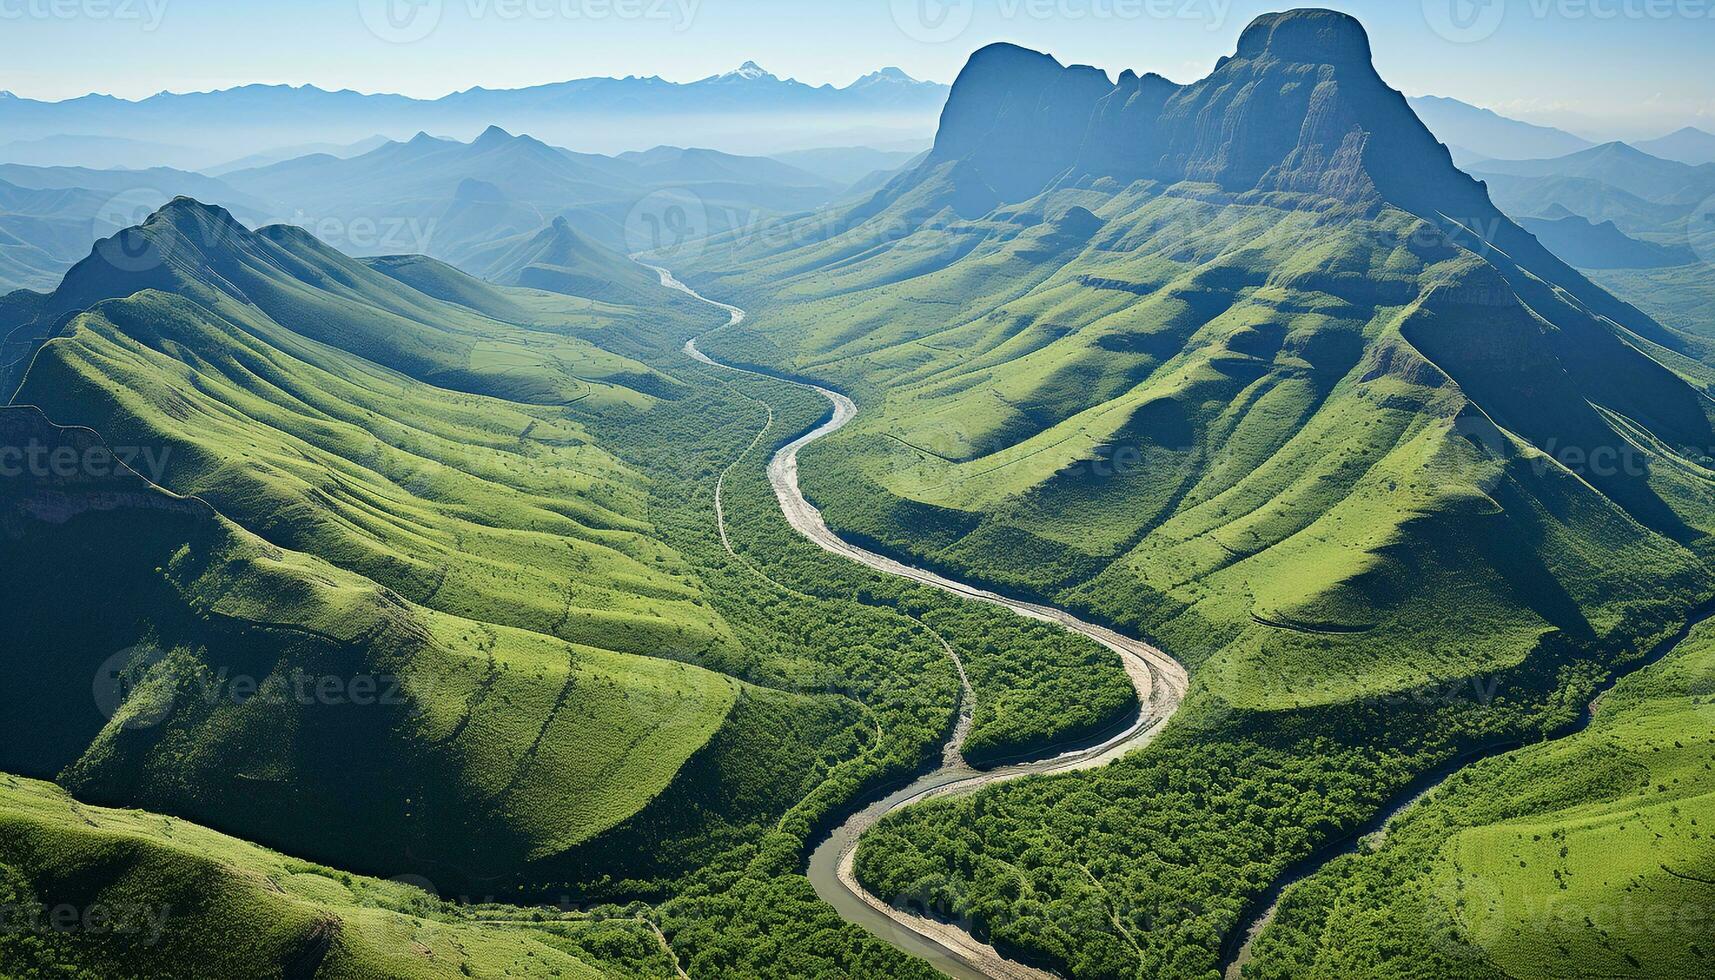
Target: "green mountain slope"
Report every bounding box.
[0,202,878,895]
[0,774,679,980]
[0,403,854,894]
[3,197,682,405]
[1248,614,1715,979]
[1,192,1146,977]
[683,13,1715,708]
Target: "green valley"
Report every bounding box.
[664,9,1715,978]
[1,193,1135,975]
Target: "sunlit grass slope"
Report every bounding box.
[0,161,1156,980]
[1247,617,1715,979]
[12,198,676,407]
[0,774,682,980]
[0,405,841,890]
[0,221,870,893]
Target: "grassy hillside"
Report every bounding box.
[1587,263,1715,343]
[0,201,883,896]
[687,129,1715,718]
[0,404,852,894]
[0,193,1144,976]
[1246,615,1715,979]
[3,198,683,405]
[0,774,681,980]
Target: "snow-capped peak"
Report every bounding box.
[718,61,775,81]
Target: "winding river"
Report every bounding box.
[651,266,1189,979]
[646,265,1715,979]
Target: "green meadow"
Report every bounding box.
[1247,617,1715,978]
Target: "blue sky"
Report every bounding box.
[2,0,1710,138]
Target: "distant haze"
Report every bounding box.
[0,66,950,160]
[1,0,1711,139]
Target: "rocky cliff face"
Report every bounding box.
[902,8,1681,357]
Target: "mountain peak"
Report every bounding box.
[152,195,236,225]
[1584,139,1657,162]
[854,67,919,85]
[474,124,514,145]
[718,61,775,81]
[934,44,1115,201]
[1234,8,1373,68]
[139,196,250,245]
[0,90,15,100]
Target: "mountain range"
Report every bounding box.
[0,129,860,294]
[0,65,950,161]
[1407,94,1595,161]
[0,194,879,902]
[1459,140,1715,336]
